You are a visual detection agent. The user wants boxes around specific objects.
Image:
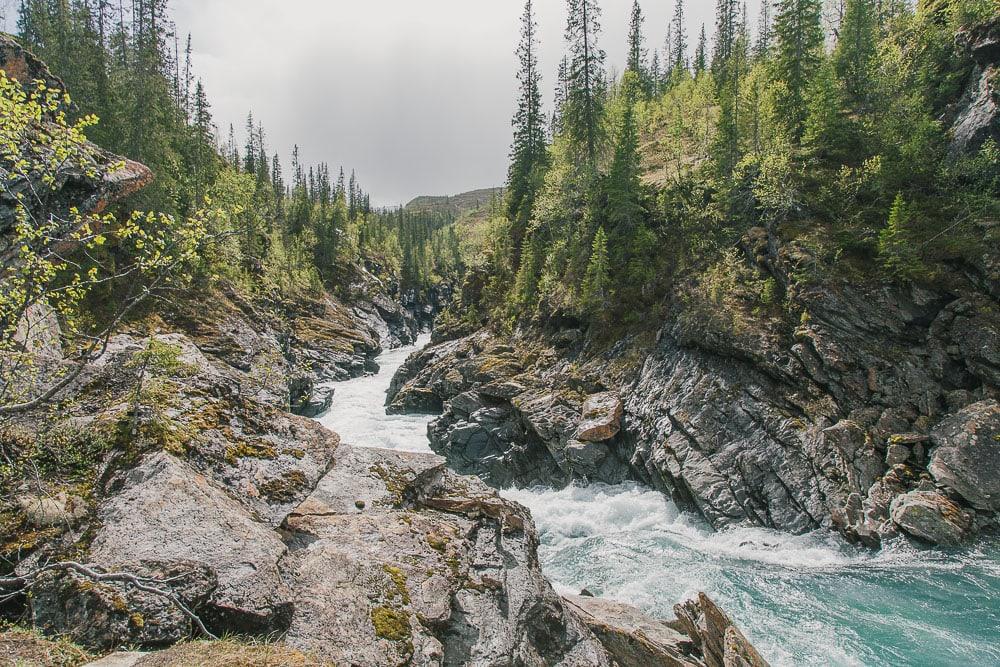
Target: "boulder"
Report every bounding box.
[928,400,1000,511]
[291,384,335,418]
[575,392,624,442]
[564,595,701,666]
[86,452,294,636]
[673,593,769,667]
[281,445,611,666]
[32,560,216,651]
[890,490,973,546]
[16,490,88,528]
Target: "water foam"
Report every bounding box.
[316,340,1000,667]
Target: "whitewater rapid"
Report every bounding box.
[317,336,1000,667]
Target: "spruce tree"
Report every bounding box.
[626,1,648,82]
[606,72,643,236]
[694,24,708,74]
[670,0,687,75]
[564,0,606,168]
[507,0,548,268]
[756,0,773,58]
[581,226,611,315]
[773,0,825,140]
[833,0,877,114]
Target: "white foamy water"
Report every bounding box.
[316,338,1000,667]
[317,334,436,453]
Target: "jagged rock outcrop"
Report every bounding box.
[26,440,616,664]
[387,332,633,488]
[949,15,1000,155]
[564,593,769,667]
[673,594,769,667]
[389,268,999,547]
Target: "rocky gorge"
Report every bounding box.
[0,36,773,667]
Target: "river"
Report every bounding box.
[317,336,1000,667]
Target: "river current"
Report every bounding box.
[317,336,1000,667]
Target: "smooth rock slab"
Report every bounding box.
[928,400,1000,511]
[88,452,293,635]
[890,490,973,546]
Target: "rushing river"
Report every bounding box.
[318,336,1000,667]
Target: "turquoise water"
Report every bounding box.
[318,340,1000,667]
[505,483,1000,667]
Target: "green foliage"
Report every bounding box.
[878,193,927,280]
[0,74,208,414]
[580,226,611,316]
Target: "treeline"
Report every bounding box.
[487,0,998,328]
[12,0,460,299]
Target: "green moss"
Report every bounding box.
[258,471,309,502]
[225,441,278,465]
[382,565,411,605]
[371,606,411,642]
[426,532,449,552]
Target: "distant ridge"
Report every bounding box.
[405,187,503,217]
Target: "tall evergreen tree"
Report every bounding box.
[773,0,825,139]
[581,226,611,315]
[563,0,606,167]
[694,24,708,74]
[833,0,877,113]
[670,0,687,74]
[626,1,648,81]
[756,0,774,58]
[507,0,549,268]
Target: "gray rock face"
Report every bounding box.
[32,561,217,651]
[30,441,616,663]
[282,445,611,666]
[387,334,632,489]
[673,593,770,667]
[928,401,1000,511]
[391,272,1000,547]
[564,595,700,666]
[890,490,973,546]
[950,17,1000,156]
[87,452,294,635]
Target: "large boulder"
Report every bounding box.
[32,560,217,651]
[280,444,611,666]
[890,490,973,546]
[84,452,294,636]
[574,392,624,442]
[564,595,701,666]
[928,400,1000,511]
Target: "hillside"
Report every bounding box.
[404,187,503,217]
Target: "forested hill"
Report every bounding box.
[405,188,503,217]
[391,0,1000,553]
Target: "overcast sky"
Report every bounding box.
[3,1,762,205]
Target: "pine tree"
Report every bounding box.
[878,193,923,280]
[773,0,825,140]
[833,0,877,114]
[756,0,774,58]
[626,0,648,84]
[552,56,570,136]
[694,24,708,74]
[507,0,548,267]
[580,226,611,315]
[712,0,740,74]
[564,0,606,168]
[606,72,643,235]
[670,0,687,75]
